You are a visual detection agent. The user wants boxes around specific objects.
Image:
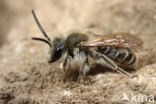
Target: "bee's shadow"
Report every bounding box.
[62,63,136,81]
[63,68,80,82]
[88,63,136,76]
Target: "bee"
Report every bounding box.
[31,10,143,80]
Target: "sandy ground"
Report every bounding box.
[0,0,156,104]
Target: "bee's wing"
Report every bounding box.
[79,32,143,52]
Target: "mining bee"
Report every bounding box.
[31,10,143,80]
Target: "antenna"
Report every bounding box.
[32,37,52,47]
[32,9,51,41]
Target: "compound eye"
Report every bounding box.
[49,38,64,63]
[51,47,63,62]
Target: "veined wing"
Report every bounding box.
[79,32,143,52]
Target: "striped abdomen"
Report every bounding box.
[98,46,136,66]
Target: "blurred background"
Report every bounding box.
[0,0,155,47]
[0,0,156,103]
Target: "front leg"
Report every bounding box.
[88,49,132,77]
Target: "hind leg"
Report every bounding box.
[88,49,132,77]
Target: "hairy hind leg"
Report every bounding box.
[88,49,132,77]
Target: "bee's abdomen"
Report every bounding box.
[98,46,136,65]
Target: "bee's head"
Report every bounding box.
[48,37,64,63]
[31,9,64,63]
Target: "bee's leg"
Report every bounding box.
[88,49,132,77]
[63,54,72,72]
[78,56,90,82]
